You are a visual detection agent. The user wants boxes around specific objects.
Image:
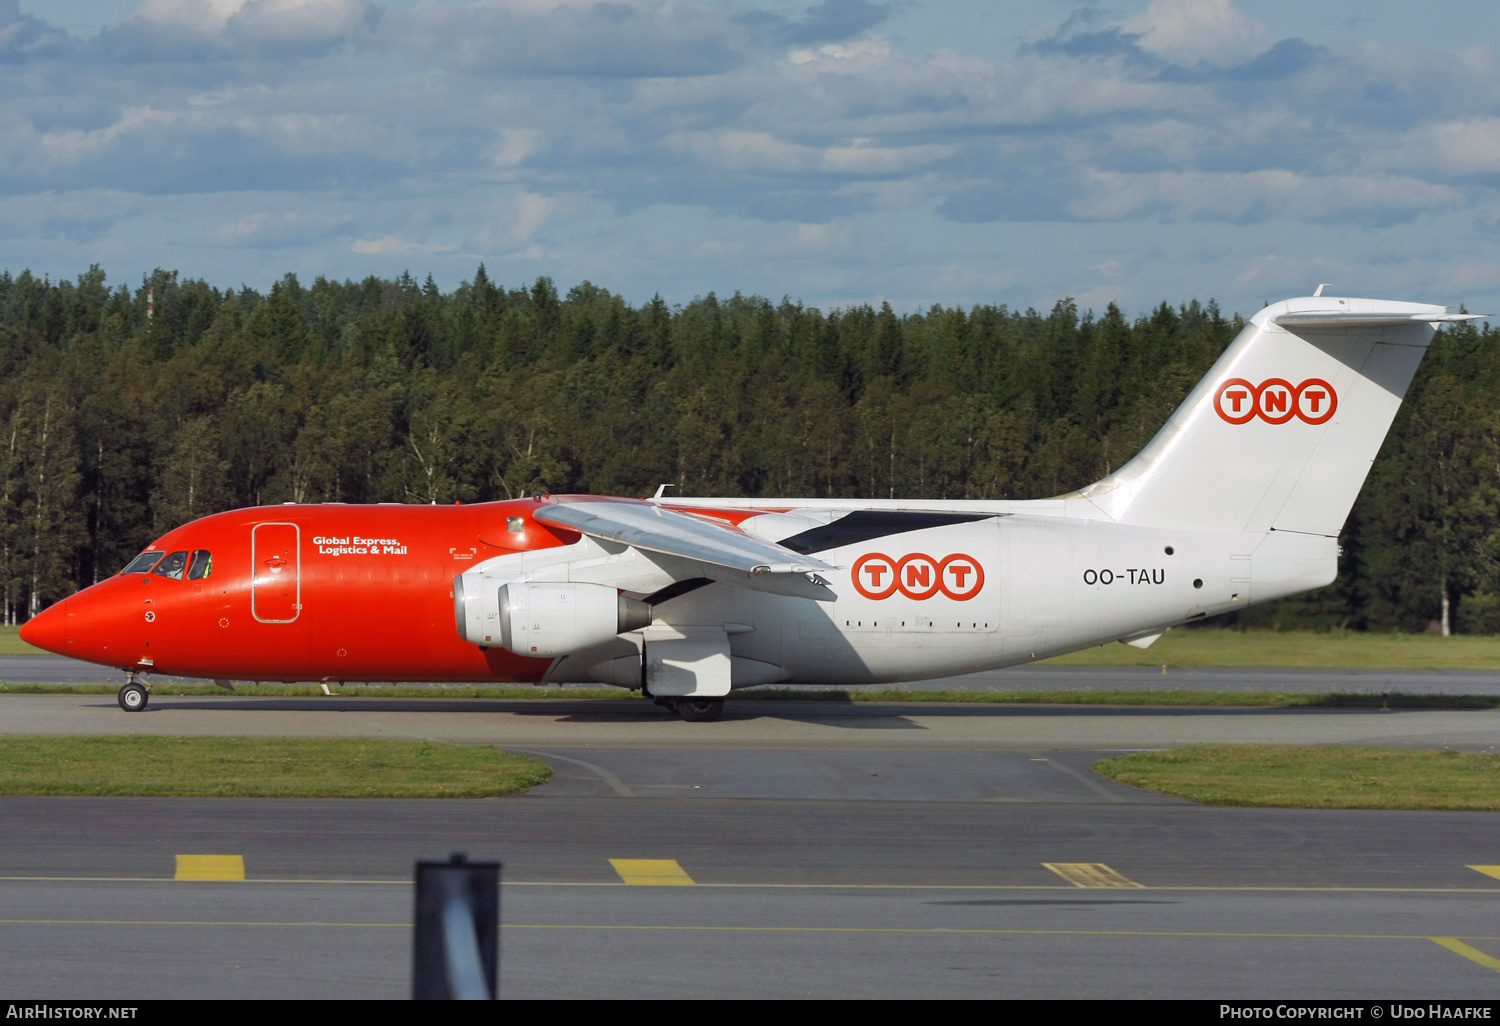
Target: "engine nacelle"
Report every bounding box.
[494,582,651,658]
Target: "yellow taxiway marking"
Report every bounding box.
[1431,937,1500,973]
[501,927,1500,942]
[0,875,1498,893]
[1042,863,1144,889]
[174,855,245,881]
[610,859,695,885]
[1467,865,1500,882]
[4,919,1499,945]
[0,918,401,928]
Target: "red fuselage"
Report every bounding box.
[21,500,586,683]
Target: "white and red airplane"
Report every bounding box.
[21,294,1479,719]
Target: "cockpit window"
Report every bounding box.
[121,552,163,574]
[151,551,190,581]
[187,550,214,580]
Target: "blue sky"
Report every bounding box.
[5,0,1499,318]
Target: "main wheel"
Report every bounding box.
[118,682,148,712]
[675,698,724,723]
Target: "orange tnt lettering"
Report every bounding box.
[1224,389,1248,412]
[947,564,971,588]
[864,564,887,586]
[1262,390,1287,413]
[905,564,930,588]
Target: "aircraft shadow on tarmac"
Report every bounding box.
[86,695,1408,727]
[104,696,927,729]
[929,899,1179,906]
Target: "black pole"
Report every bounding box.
[412,852,500,1000]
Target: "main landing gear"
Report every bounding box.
[655,697,725,723]
[118,674,149,712]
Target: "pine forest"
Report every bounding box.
[0,264,1494,634]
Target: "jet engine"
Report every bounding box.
[492,582,651,658]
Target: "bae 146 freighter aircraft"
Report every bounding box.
[20,293,1482,720]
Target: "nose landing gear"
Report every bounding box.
[118,674,149,712]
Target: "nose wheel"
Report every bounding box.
[118,680,149,712]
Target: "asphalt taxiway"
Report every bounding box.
[7,653,1500,695]
[1,692,1497,751]
[1,690,1498,998]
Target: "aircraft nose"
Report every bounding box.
[19,597,68,655]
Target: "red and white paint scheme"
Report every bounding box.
[19,294,1483,720]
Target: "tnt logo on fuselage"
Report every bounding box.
[1214,378,1337,425]
[852,553,984,601]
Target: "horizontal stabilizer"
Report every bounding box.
[534,501,838,577]
[1275,311,1485,329]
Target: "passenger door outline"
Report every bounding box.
[251,522,301,624]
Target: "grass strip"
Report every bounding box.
[0,682,630,699]
[737,688,1500,709]
[0,736,552,797]
[1,682,1498,709]
[1043,629,1500,669]
[1093,745,1500,810]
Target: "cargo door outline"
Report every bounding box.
[252,522,301,623]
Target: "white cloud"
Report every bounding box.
[513,191,556,240]
[458,189,560,253]
[231,0,379,50]
[789,222,851,252]
[1232,253,1342,293]
[1122,0,1270,65]
[35,106,178,164]
[351,234,454,255]
[0,0,1498,318]
[928,263,1014,295]
[128,0,246,34]
[668,130,954,176]
[209,208,353,247]
[488,129,544,168]
[1068,169,1463,223]
[104,0,378,57]
[0,189,143,238]
[0,0,73,58]
[691,238,744,258]
[788,39,892,66]
[1386,118,1500,176]
[404,0,746,77]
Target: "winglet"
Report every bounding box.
[652,483,675,500]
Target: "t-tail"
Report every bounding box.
[1072,295,1482,538]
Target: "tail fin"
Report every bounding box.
[1075,296,1481,536]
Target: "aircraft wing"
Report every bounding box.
[533,500,839,579]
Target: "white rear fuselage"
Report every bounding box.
[701,512,1332,683]
[455,294,1474,694]
[501,505,1334,685]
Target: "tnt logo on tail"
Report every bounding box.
[1214,378,1337,425]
